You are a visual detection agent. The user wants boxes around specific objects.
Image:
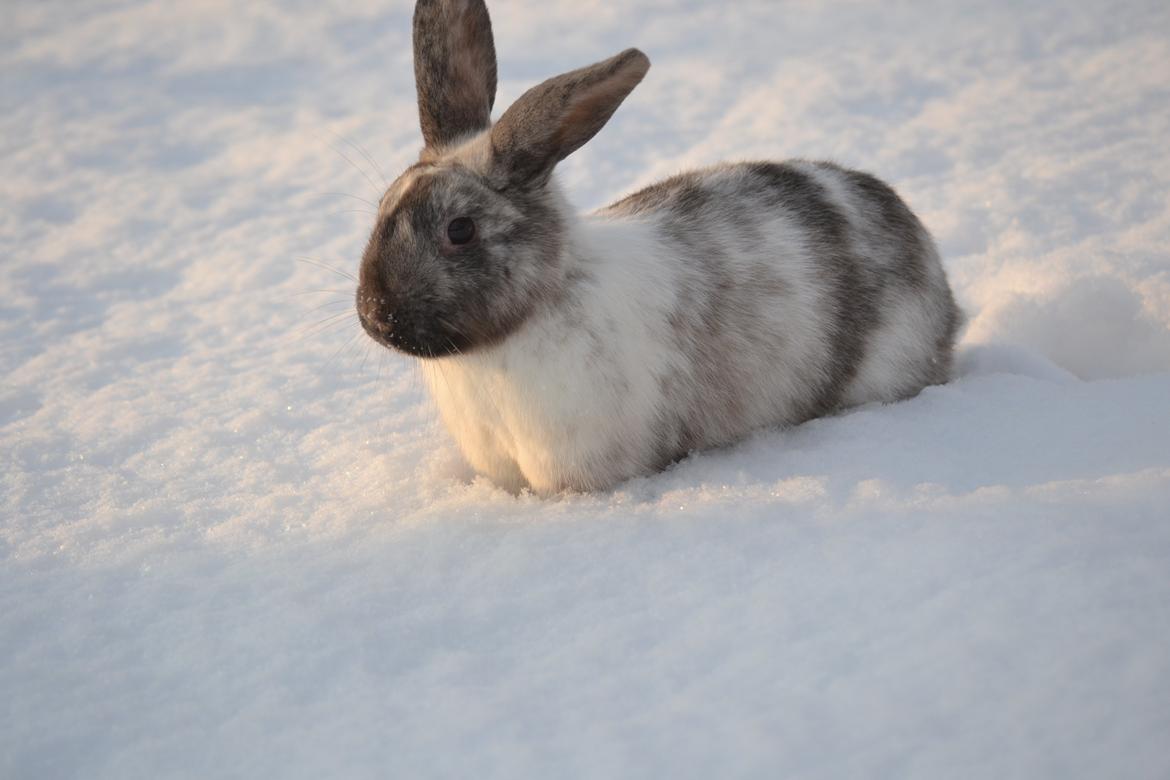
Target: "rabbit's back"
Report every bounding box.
[602,161,962,457]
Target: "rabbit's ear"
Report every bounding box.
[413,0,498,150]
[490,49,649,187]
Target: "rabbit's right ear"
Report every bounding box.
[489,49,650,189]
[413,0,498,150]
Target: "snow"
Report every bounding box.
[3,0,1170,777]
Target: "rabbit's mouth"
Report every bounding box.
[357,308,467,359]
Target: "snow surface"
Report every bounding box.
[3,0,1170,777]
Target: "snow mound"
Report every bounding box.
[968,271,1170,379]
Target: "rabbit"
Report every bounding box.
[355,0,963,496]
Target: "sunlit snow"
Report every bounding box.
[3,0,1169,777]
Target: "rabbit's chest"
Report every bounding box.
[422,321,666,492]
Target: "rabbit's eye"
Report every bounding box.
[447,217,476,245]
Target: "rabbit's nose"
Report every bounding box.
[356,290,394,332]
[358,308,396,340]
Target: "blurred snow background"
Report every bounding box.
[3,0,1170,777]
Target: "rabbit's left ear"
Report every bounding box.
[413,0,498,150]
[491,48,650,188]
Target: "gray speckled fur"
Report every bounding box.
[604,160,961,467]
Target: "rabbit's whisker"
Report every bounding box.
[359,342,373,376]
[285,289,352,299]
[324,210,378,219]
[304,299,354,314]
[325,128,391,188]
[298,311,359,341]
[295,256,358,283]
[319,191,379,207]
[315,130,384,197]
[324,331,365,374]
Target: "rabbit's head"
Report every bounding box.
[356,0,649,357]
